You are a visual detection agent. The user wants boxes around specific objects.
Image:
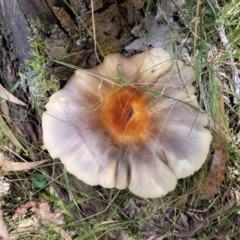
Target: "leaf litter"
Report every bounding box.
[12,198,64,225]
[10,198,71,240]
[0,152,49,173]
[0,154,50,239]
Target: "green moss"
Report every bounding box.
[19,38,60,108]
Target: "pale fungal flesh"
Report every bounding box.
[42,48,212,198]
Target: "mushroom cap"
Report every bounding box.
[42,48,212,198]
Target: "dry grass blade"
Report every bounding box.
[0,152,49,173]
[0,115,25,151]
[204,84,229,197]
[0,209,10,240]
[0,84,26,106]
[0,101,11,125]
[0,101,23,135]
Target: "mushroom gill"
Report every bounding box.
[42,48,212,198]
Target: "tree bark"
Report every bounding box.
[0,0,142,78]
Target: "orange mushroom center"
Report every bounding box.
[99,87,151,144]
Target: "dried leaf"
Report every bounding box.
[12,199,64,225]
[11,201,34,221]
[11,216,40,235]
[10,216,70,240]
[32,201,64,225]
[179,212,190,229]
[0,84,26,106]
[0,101,11,125]
[0,152,49,173]
[125,22,176,56]
[204,84,229,197]
[0,209,10,240]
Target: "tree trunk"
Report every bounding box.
[0,0,143,77]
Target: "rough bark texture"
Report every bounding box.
[0,0,142,79]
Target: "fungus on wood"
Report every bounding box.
[42,48,212,198]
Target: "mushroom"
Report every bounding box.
[42,48,212,198]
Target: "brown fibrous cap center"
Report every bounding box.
[99,87,151,144]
